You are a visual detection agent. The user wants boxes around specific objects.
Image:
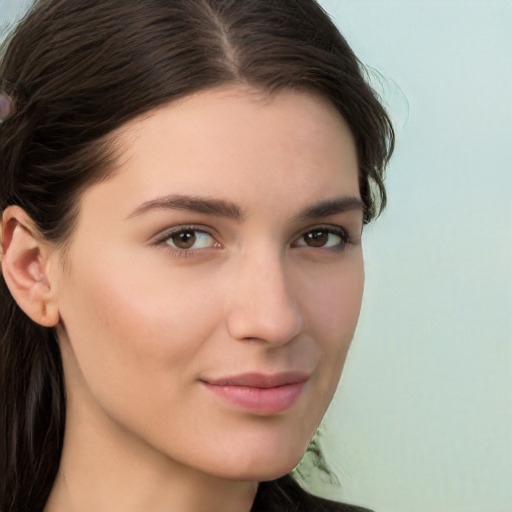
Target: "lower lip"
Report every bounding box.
[203,382,305,415]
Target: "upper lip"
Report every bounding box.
[203,372,309,389]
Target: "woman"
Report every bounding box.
[0,0,394,511]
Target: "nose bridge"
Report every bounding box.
[226,244,303,345]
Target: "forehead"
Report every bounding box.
[83,86,360,219]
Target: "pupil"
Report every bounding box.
[306,230,328,247]
[174,230,196,248]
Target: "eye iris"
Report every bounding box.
[305,230,329,247]
[172,230,196,249]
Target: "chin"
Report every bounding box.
[204,440,308,482]
[217,461,300,483]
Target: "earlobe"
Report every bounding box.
[1,206,60,327]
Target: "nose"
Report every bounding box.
[226,250,303,346]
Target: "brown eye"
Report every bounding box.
[171,230,196,249]
[294,227,348,250]
[304,230,329,247]
[164,228,216,250]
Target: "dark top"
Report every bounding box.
[252,474,373,512]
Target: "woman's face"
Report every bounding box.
[53,86,364,481]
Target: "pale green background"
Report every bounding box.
[1,1,511,511]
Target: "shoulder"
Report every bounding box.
[253,474,374,512]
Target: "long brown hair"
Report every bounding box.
[0,1,393,510]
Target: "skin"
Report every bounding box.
[2,86,364,512]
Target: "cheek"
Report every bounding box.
[56,249,223,414]
[303,257,364,389]
[305,258,364,343]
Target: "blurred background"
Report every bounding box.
[1,1,511,511]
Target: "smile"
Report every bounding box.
[201,372,309,415]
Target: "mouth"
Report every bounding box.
[201,372,309,415]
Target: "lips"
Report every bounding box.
[201,372,309,415]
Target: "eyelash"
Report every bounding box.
[152,224,351,257]
[292,225,350,252]
[152,225,219,258]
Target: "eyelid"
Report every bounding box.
[151,224,221,252]
[149,222,355,258]
[291,224,351,249]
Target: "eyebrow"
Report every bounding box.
[127,194,244,220]
[297,196,364,221]
[126,194,363,221]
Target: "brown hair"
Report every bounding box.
[0,1,393,510]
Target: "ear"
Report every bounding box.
[1,206,60,327]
